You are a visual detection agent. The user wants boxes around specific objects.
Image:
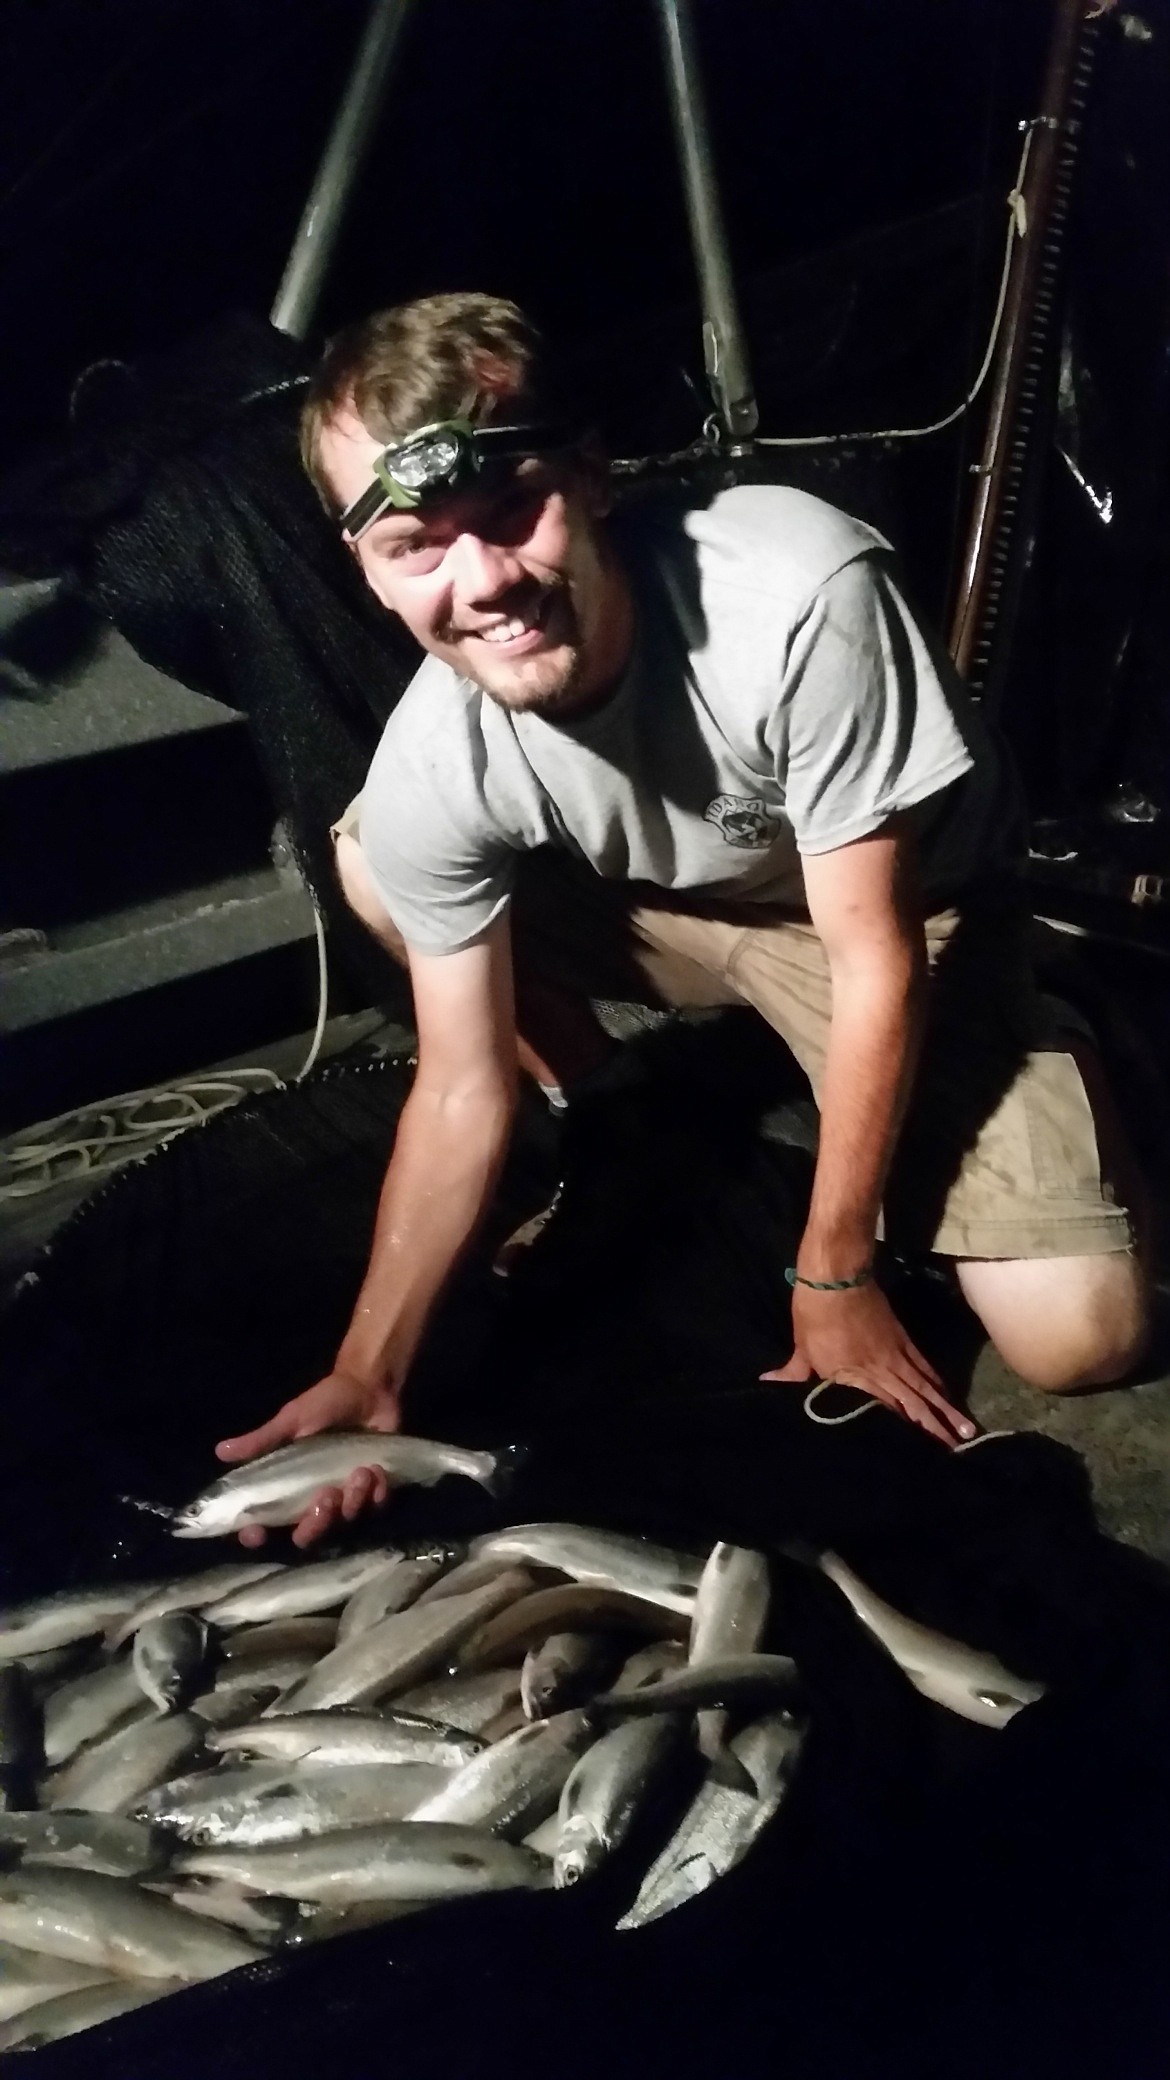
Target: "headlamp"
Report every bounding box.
[340,416,568,541]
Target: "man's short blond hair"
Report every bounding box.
[299,293,548,510]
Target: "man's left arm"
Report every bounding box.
[762,817,975,1443]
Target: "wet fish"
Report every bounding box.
[174,1436,510,1538]
[0,1866,263,1977]
[0,1584,162,1664]
[0,1941,114,2024]
[43,1661,147,1768]
[202,1549,405,1626]
[151,1880,296,1945]
[47,1710,205,1815]
[392,1667,523,1736]
[521,1632,616,1720]
[469,1524,702,1615]
[481,1702,528,1744]
[0,1976,176,2049]
[409,1709,596,1836]
[0,1812,168,1880]
[177,1821,550,1904]
[106,1563,285,1649]
[133,1614,210,1713]
[0,1664,42,1806]
[608,1641,687,1695]
[458,1585,687,1673]
[413,1554,532,1609]
[204,1653,317,1699]
[689,1542,771,1775]
[207,1711,483,1769]
[268,1570,533,1715]
[134,1762,452,1849]
[189,1685,283,1730]
[283,1897,428,1945]
[594,1653,802,1721]
[554,1714,683,1887]
[19,1644,95,1696]
[617,1710,805,1929]
[817,1550,1046,1729]
[219,1616,339,1662]
[336,1551,452,1642]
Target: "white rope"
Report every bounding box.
[802,1379,880,1426]
[0,1069,285,1204]
[753,121,1036,452]
[294,898,330,1083]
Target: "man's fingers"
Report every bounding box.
[894,1365,975,1438]
[341,1468,377,1521]
[759,1355,814,1383]
[216,1416,291,1464]
[292,1487,343,1549]
[370,1470,390,1509]
[237,1524,268,1549]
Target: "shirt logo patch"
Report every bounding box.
[703,794,781,849]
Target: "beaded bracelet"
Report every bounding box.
[785,1264,874,1292]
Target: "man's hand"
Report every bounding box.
[215,1371,401,1550]
[761,1282,975,1446]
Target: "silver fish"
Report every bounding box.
[43,1661,147,1768]
[392,1668,523,1736]
[458,1583,682,1673]
[0,1812,168,1879]
[689,1542,771,1774]
[134,1762,451,1849]
[19,1644,95,1695]
[284,1897,429,1945]
[133,1613,210,1713]
[202,1549,405,1626]
[554,1714,683,1887]
[336,1551,452,1642]
[189,1684,283,1729]
[594,1653,802,1721]
[174,1435,507,1538]
[617,1710,805,1929]
[205,1653,317,1698]
[47,1710,205,1815]
[608,1641,687,1695]
[0,1941,113,2025]
[0,1976,177,2049]
[151,1879,296,1944]
[412,1554,529,1609]
[207,1712,482,1769]
[219,1617,339,1662]
[469,1524,702,1615]
[818,1551,1046,1729]
[268,1571,532,1715]
[177,1821,550,1904]
[521,1632,616,1720]
[0,1866,262,1977]
[0,1664,42,1801]
[408,1709,596,1837]
[106,1563,286,1648]
[0,1584,162,1663]
[522,1812,562,1858]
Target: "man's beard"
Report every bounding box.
[449,584,595,718]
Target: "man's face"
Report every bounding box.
[316,404,631,718]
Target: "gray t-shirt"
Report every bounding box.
[359,484,1021,954]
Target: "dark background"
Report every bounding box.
[0,0,1048,471]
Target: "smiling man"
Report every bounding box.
[215,292,1149,1545]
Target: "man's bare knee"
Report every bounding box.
[334,830,408,963]
[956,1250,1150,1393]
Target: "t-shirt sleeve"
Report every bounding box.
[357,714,517,956]
[779,552,977,856]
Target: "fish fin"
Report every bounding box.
[707,1748,757,1795]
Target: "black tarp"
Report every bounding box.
[4,1044,1170,2080]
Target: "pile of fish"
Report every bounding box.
[0,1432,1046,2053]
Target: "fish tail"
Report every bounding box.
[482,1439,529,1500]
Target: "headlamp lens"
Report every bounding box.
[393,430,465,491]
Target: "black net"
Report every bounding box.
[4,1047,1170,2079]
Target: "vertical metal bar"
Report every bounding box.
[653,0,758,441]
[271,0,415,339]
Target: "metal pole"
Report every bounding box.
[271,0,415,339]
[653,0,758,441]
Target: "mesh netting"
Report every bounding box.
[3,1047,1170,2078]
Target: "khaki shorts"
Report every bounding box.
[333,803,1134,1263]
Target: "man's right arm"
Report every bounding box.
[215,915,520,1545]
